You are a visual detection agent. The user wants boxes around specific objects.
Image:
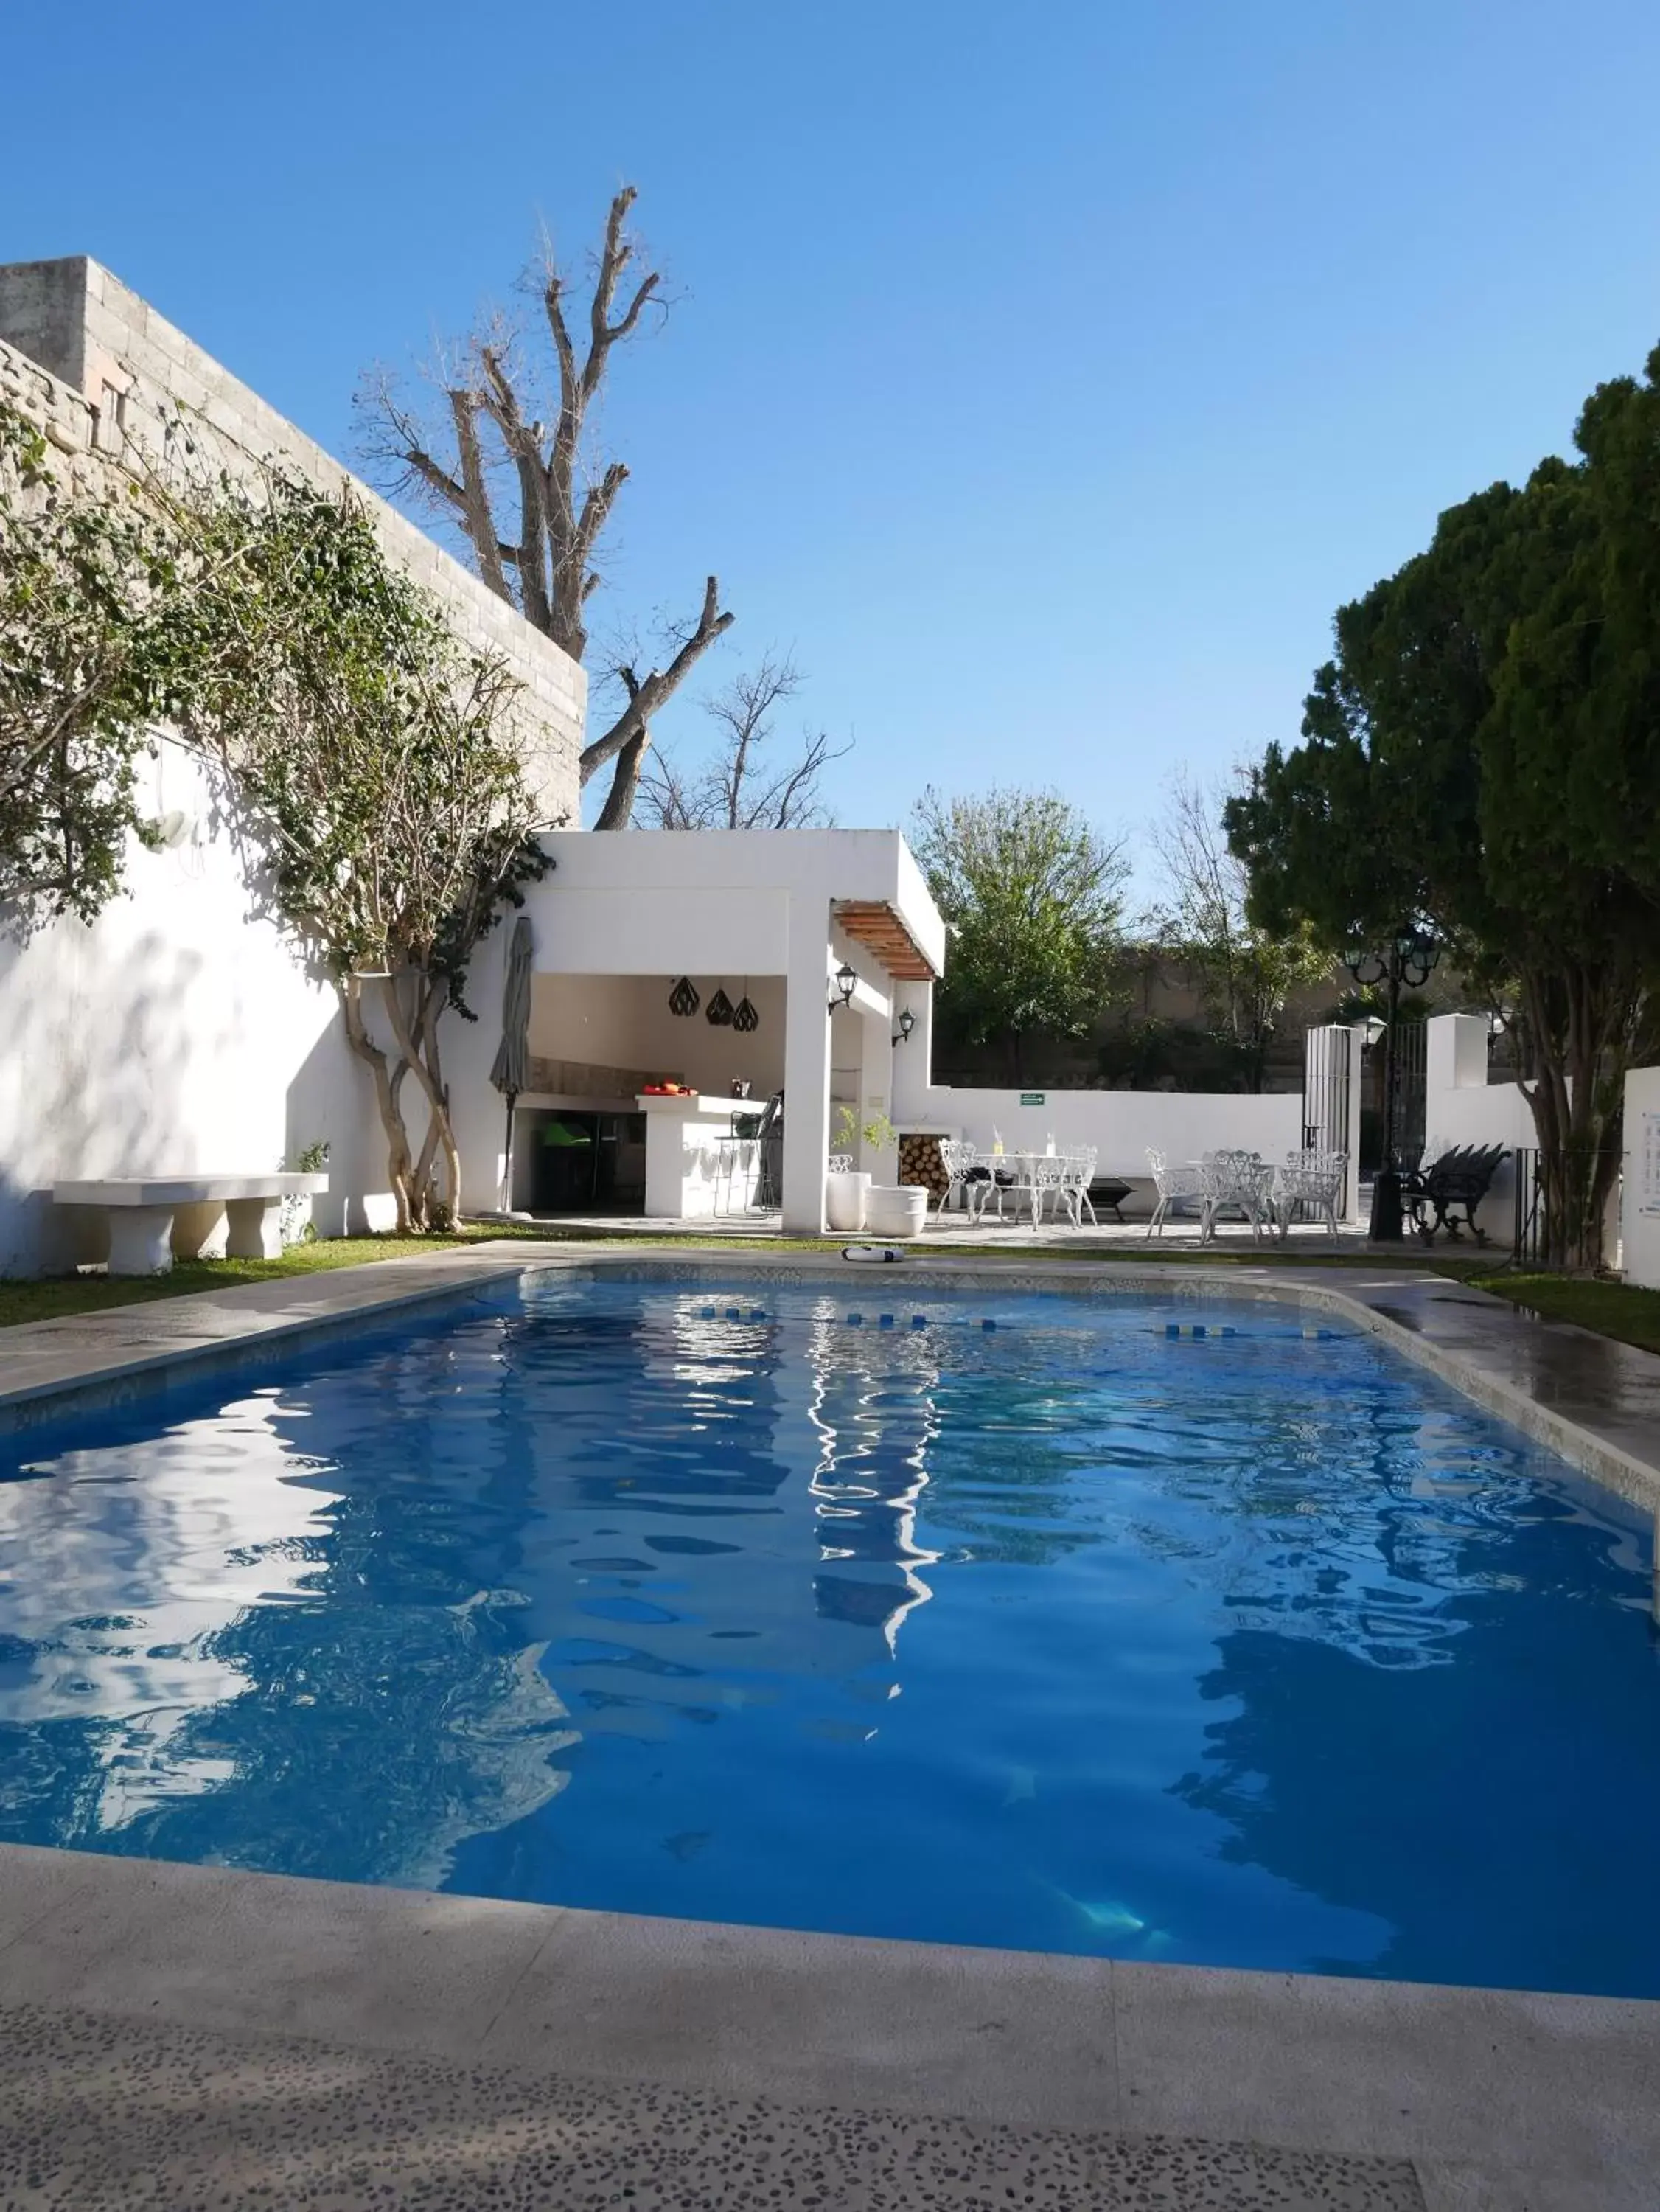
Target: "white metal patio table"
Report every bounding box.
[962,1150,1091,1228]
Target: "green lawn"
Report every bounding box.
[1446,1267,1660,1360]
[0,1227,551,1329]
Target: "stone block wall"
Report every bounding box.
[0,257,585,824]
[0,330,98,480]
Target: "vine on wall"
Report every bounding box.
[0,394,556,1231]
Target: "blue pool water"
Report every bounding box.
[1,1273,1658,1997]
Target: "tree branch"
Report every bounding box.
[593,674,648,830]
[581,187,663,398]
[579,577,735,784]
[478,346,553,635]
[446,387,509,601]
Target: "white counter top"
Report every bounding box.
[635,1093,758,1121]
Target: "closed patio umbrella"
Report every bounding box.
[489,917,534,1211]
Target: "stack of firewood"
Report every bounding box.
[896,1131,949,1203]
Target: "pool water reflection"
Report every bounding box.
[1,1276,1656,1997]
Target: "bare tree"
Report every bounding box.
[634,653,848,830]
[357,185,733,824]
[1151,770,1331,1091]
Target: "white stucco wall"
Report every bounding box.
[1420,1015,1537,1240]
[1620,1066,1660,1289]
[0,745,397,1273]
[890,1080,1305,1184]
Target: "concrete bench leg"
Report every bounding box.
[107,1206,177,1276]
[224,1195,285,1262]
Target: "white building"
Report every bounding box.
[444,828,944,1234]
[0,258,1308,1273]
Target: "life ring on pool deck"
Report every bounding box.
[841,1243,906,1263]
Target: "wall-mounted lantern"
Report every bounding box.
[826,962,857,1016]
[892,1006,916,1047]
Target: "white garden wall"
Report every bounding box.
[1620,1066,1660,1289]
[895,1082,1305,1190]
[1422,1014,1537,1242]
[0,745,397,1274]
[882,980,1310,1211]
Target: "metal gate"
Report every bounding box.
[1513,1148,1544,1263]
[1302,1025,1353,1155]
[1390,1018,1428,1168]
[1510,1143,1621,1265]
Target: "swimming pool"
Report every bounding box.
[1,1270,1656,1998]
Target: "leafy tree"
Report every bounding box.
[181,471,551,1231]
[908,786,1128,1083]
[1226,355,1660,1270]
[1151,771,1331,1092]
[0,398,182,933]
[635,653,847,830]
[358,185,733,828]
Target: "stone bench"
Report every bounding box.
[52,1175,331,1276]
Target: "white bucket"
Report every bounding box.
[865,1184,928,1239]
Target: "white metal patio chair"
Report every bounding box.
[1040,1147,1098,1228]
[1272,1149,1347,1242]
[936,1138,978,1215]
[1068,1146,1101,1228]
[964,1153,1019,1222]
[1145,1148,1206,1237]
[1199,1150,1275,1245]
[1024,1155,1067,1228]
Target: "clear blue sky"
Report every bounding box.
[8,1,1660,870]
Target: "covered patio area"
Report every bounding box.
[454,830,946,1235]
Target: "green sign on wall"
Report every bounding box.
[1019,1092,1046,1106]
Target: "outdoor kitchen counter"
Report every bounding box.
[636,1094,761,1219]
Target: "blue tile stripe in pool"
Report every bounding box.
[0,1276,1656,2000]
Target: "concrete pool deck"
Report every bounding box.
[1,1242,1658,2208]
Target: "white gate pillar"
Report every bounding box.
[1302,1023,1364,1222]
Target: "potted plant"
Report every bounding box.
[824,1106,896,1232]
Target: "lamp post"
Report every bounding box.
[1345,928,1439,1240]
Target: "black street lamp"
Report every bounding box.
[1345,927,1440,1240]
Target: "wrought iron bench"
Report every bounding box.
[1399,1144,1507,1243]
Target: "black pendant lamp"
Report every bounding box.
[668,975,700,1018]
[731,995,760,1034]
[706,987,735,1027]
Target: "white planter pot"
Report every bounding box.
[825,1170,871,1233]
[865,1184,929,1239]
